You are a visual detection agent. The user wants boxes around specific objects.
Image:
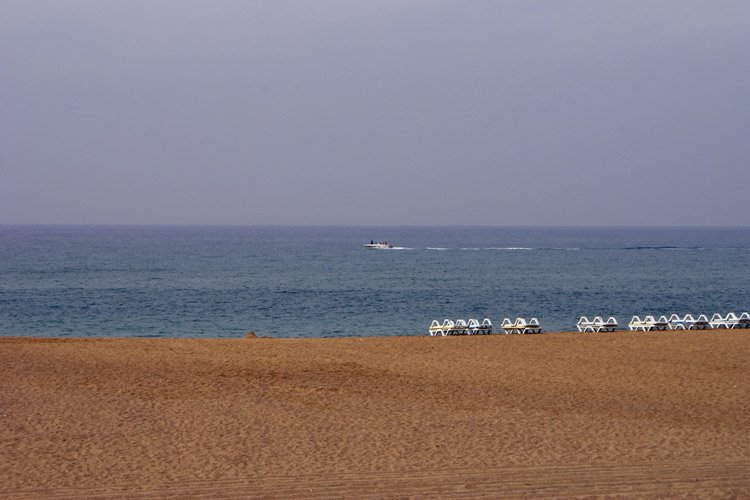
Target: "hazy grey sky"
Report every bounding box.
[1,1,748,225]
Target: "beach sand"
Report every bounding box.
[0,331,747,498]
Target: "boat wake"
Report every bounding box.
[380,245,733,252]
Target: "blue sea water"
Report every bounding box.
[0,225,748,338]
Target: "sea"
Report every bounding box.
[1,225,748,338]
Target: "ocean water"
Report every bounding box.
[0,225,748,338]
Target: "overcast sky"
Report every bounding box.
[1,1,748,225]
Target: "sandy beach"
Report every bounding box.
[1,330,747,498]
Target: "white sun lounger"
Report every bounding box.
[515,318,528,334]
[480,318,493,334]
[693,314,710,329]
[431,317,493,336]
[428,319,458,336]
[739,312,750,329]
[629,315,666,331]
[629,315,651,331]
[467,318,493,335]
[467,318,481,335]
[724,312,741,329]
[577,316,595,332]
[668,314,690,330]
[578,316,618,332]
[586,316,618,332]
[653,315,669,331]
[525,318,542,334]
[668,314,699,330]
[600,316,618,332]
[501,318,517,334]
[502,317,541,334]
[709,313,728,329]
[453,319,469,335]
[668,314,709,330]
[707,312,747,329]
[429,319,449,336]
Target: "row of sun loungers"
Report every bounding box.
[501,317,541,334]
[428,317,544,335]
[577,316,618,332]
[664,314,709,330]
[428,318,493,336]
[628,312,750,331]
[428,312,748,336]
[709,312,750,329]
[628,315,669,331]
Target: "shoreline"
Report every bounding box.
[1,330,748,497]
[2,326,748,340]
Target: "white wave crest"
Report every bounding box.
[488,247,534,251]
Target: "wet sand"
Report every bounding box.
[1,331,748,498]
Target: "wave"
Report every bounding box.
[412,245,739,252]
[622,246,705,251]
[488,247,534,251]
[536,247,581,251]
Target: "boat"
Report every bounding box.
[364,240,394,249]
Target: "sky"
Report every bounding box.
[1,1,748,225]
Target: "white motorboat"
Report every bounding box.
[364,240,393,249]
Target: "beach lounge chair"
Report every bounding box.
[501,318,515,334]
[577,316,595,332]
[629,315,652,331]
[652,316,669,331]
[668,314,690,330]
[428,320,442,336]
[651,316,669,331]
[514,318,528,334]
[739,312,750,329]
[591,316,605,332]
[600,316,618,332]
[511,318,526,334]
[589,316,616,332]
[577,316,617,332]
[712,312,743,329]
[467,318,492,335]
[453,319,469,335]
[724,312,741,329]
[632,315,666,331]
[639,315,665,331]
[480,318,493,334]
[668,314,711,330]
[502,317,541,334]
[525,318,542,334]
[467,318,481,335]
[692,314,710,329]
[429,319,452,336]
[442,319,458,335]
[709,313,727,329]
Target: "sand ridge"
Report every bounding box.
[0,331,748,497]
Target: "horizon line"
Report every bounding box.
[1,223,749,229]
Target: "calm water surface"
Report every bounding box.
[1,225,748,338]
